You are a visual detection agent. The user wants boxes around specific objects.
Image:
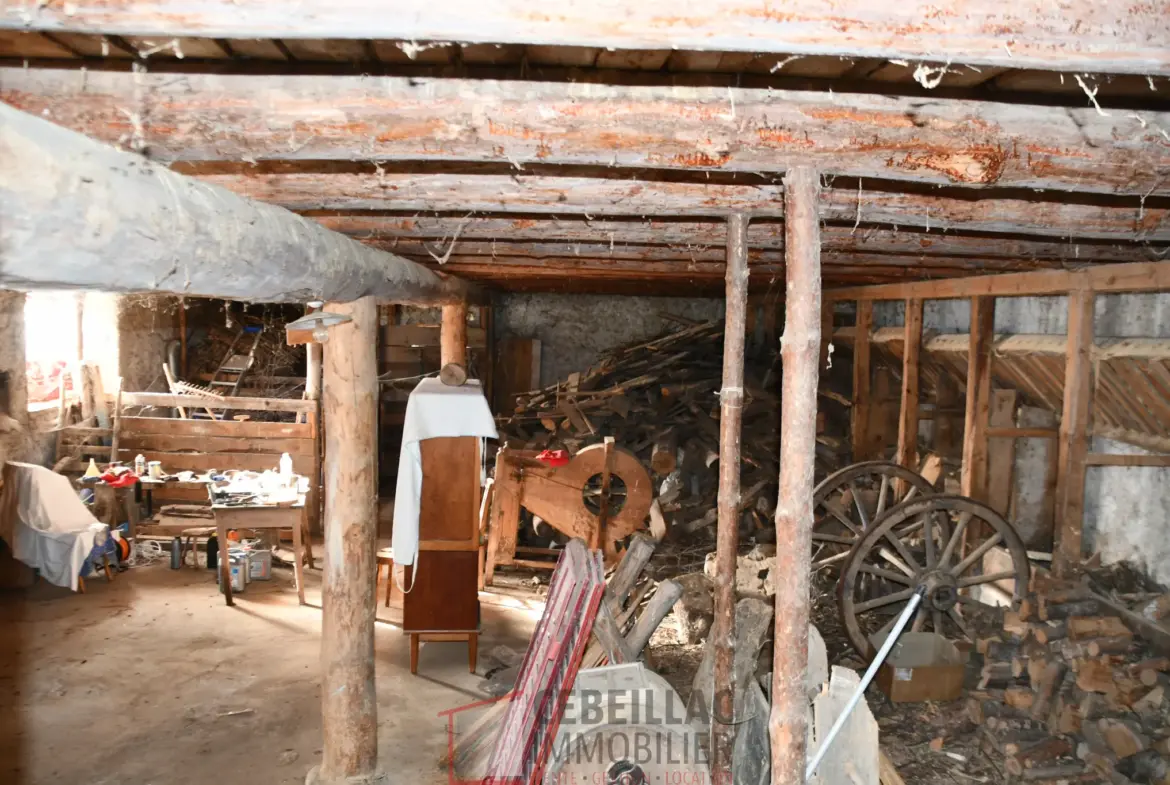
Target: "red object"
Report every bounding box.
[535,449,570,468]
[98,470,139,489]
[483,540,605,785]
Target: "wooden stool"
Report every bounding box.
[409,631,479,675]
[376,547,394,608]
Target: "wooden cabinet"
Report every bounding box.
[402,436,481,636]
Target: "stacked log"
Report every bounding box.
[968,574,1170,784]
[496,319,846,535]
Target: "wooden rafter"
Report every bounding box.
[321,216,1167,258]
[3,67,1167,194]
[2,0,1167,76]
[201,173,1170,242]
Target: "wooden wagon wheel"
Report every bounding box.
[837,495,1031,658]
[811,461,935,573]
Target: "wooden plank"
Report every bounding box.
[5,1,1166,76]
[0,103,477,305]
[117,433,315,456]
[851,300,873,462]
[1054,289,1094,575]
[111,450,313,474]
[383,325,487,348]
[5,69,1168,194]
[961,297,994,502]
[895,298,923,472]
[239,174,1170,241]
[828,262,1170,301]
[120,392,315,413]
[1085,453,1170,466]
[319,215,1166,257]
[120,416,313,439]
[986,389,1020,516]
[986,427,1057,438]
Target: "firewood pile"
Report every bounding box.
[968,570,1170,784]
[496,319,846,537]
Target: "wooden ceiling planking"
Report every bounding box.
[120,34,231,58]
[3,0,1167,76]
[184,171,1170,241]
[0,31,75,57]
[5,68,1167,195]
[320,215,1162,262]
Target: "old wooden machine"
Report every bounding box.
[482,441,654,585]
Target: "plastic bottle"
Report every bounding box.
[279,452,293,477]
[170,536,182,569]
[134,454,146,475]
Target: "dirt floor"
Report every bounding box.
[0,556,539,785]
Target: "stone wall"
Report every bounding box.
[493,293,725,387]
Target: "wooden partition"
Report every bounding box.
[826,260,1170,574]
[107,392,320,531]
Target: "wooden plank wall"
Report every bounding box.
[100,398,321,531]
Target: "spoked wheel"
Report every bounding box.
[811,461,936,573]
[837,495,1031,659]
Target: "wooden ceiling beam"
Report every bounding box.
[3,0,1166,76]
[825,260,1170,300]
[201,173,1168,241]
[0,103,476,304]
[328,216,1160,262]
[3,67,1166,195]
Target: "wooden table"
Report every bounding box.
[211,499,307,607]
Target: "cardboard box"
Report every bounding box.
[871,631,967,703]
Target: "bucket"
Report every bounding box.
[219,554,247,594]
[248,548,272,581]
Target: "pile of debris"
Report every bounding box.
[967,569,1170,783]
[496,319,845,537]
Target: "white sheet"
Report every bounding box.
[391,379,497,567]
[6,462,107,591]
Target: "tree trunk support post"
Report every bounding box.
[441,302,469,369]
[711,212,750,781]
[771,168,821,785]
[312,296,381,785]
[1054,288,1095,575]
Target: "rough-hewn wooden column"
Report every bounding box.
[896,298,925,472]
[961,297,995,501]
[711,212,750,781]
[851,300,873,461]
[441,303,469,368]
[771,167,821,785]
[1054,289,1095,575]
[313,296,380,785]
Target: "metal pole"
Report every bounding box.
[804,589,925,781]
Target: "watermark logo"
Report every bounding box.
[440,688,724,785]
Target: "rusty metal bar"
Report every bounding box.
[770,167,822,785]
[711,212,750,781]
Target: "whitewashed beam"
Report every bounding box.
[202,173,1169,242]
[326,216,1158,262]
[1,0,1166,76]
[3,68,1167,195]
[0,103,474,303]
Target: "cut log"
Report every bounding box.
[650,430,678,475]
[1068,617,1133,640]
[1030,661,1068,720]
[1040,599,1100,621]
[1098,718,1149,759]
[1004,686,1036,712]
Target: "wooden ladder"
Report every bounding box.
[208,327,263,398]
